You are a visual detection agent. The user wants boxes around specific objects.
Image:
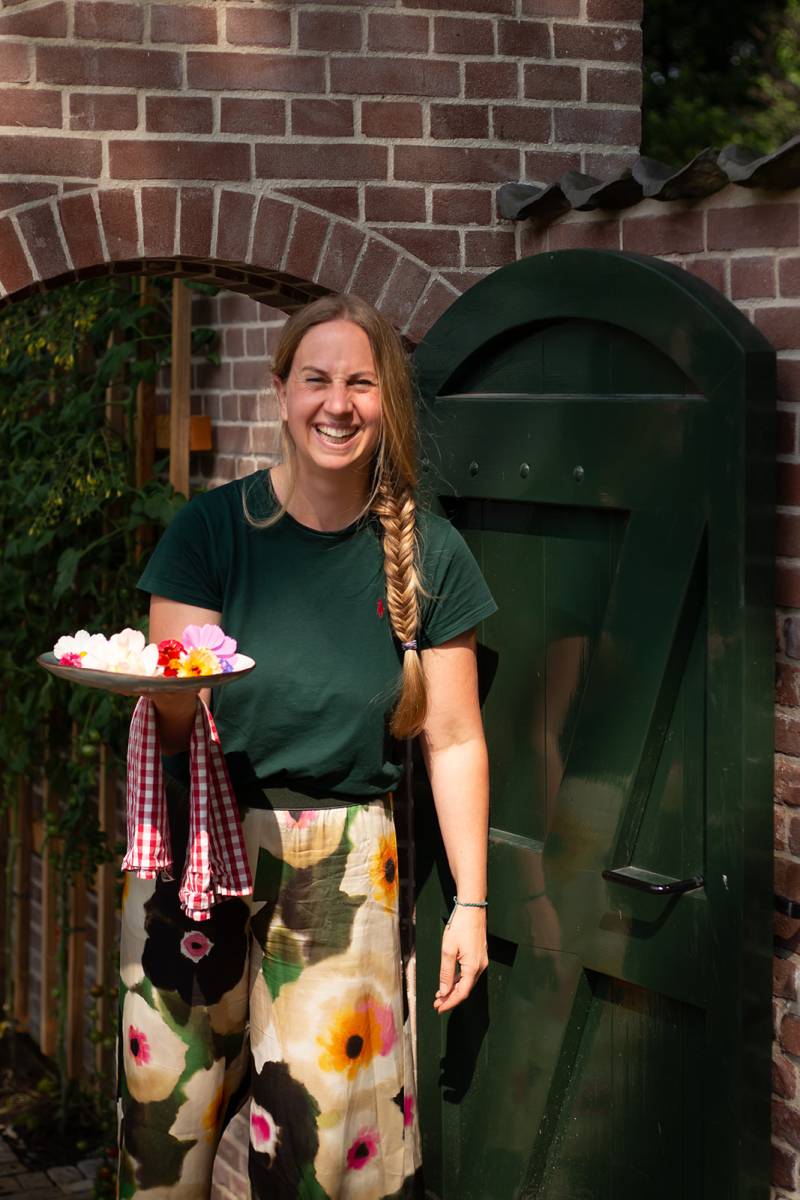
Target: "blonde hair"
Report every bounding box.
[243,293,428,739]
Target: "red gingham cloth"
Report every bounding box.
[121,696,253,921]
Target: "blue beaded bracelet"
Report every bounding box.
[452,895,488,908]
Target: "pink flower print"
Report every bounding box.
[59,652,82,668]
[282,810,316,829]
[128,1026,150,1066]
[181,624,237,669]
[346,1127,380,1171]
[180,931,213,962]
[364,999,396,1055]
[250,1101,280,1160]
[403,1093,415,1127]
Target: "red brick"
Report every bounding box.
[708,203,799,251]
[465,229,515,268]
[773,1143,797,1192]
[756,307,800,353]
[350,239,401,306]
[0,133,100,178]
[778,661,800,708]
[37,45,180,88]
[432,187,491,225]
[280,185,359,221]
[361,101,422,139]
[251,196,295,274]
[245,328,267,357]
[524,148,581,181]
[0,1,66,37]
[251,426,280,455]
[587,0,642,18]
[291,99,353,139]
[775,956,799,1000]
[781,1010,800,1055]
[622,212,704,256]
[58,192,103,271]
[381,226,460,267]
[778,805,789,851]
[584,150,637,177]
[778,410,797,456]
[0,43,30,83]
[464,60,518,100]
[140,188,177,257]
[430,102,489,140]
[0,88,62,128]
[330,56,458,98]
[556,106,639,146]
[188,52,323,93]
[110,140,250,182]
[146,96,213,134]
[779,361,800,405]
[407,277,459,344]
[790,815,800,856]
[69,92,138,131]
[684,258,726,292]
[549,219,621,251]
[380,257,431,331]
[367,13,429,53]
[490,104,549,143]
[778,563,800,607]
[554,23,642,62]
[283,208,330,280]
[402,0,513,10]
[434,16,494,55]
[777,757,800,810]
[298,10,362,51]
[780,256,800,297]
[0,183,56,213]
[17,203,70,281]
[151,4,217,44]
[524,63,581,101]
[232,361,266,390]
[522,0,578,12]
[220,98,285,136]
[586,67,642,105]
[225,6,292,47]
[497,18,551,56]
[365,186,426,223]
[318,221,366,293]
[395,144,518,184]
[179,188,213,258]
[0,214,34,293]
[774,1051,797,1099]
[777,710,800,755]
[731,255,775,299]
[98,189,138,260]
[74,1,142,42]
[215,190,255,265]
[256,142,386,182]
[779,512,800,558]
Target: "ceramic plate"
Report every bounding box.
[36,652,256,695]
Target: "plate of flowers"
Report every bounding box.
[37,624,255,695]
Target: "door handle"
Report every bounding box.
[602,866,705,895]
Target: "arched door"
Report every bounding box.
[411,249,775,1200]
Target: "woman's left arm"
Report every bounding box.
[419,626,490,1015]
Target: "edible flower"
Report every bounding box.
[105,629,160,675]
[157,639,185,678]
[182,624,237,669]
[54,629,112,670]
[176,647,222,677]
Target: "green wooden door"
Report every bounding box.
[411,250,775,1200]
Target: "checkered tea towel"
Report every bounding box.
[121,696,253,921]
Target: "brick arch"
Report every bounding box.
[0,183,460,345]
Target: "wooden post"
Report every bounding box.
[170,278,192,497]
[39,781,58,1057]
[94,747,118,1079]
[12,779,31,1033]
[66,872,86,1079]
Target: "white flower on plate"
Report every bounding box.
[105,628,160,675]
[53,629,111,669]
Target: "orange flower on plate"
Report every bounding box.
[177,647,222,677]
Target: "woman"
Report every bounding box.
[118,293,497,1199]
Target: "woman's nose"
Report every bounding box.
[324,385,353,413]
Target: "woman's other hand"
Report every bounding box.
[433,902,488,1014]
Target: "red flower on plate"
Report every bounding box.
[157,639,185,677]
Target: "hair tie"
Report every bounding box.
[401,639,417,652]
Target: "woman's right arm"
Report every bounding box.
[147,594,221,754]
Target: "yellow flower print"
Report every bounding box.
[317,993,397,1081]
[368,833,399,912]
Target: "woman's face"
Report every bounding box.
[273,318,382,480]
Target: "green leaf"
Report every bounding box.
[53,547,82,600]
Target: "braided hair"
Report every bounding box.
[243,292,429,738]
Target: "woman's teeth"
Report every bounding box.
[315,425,358,444]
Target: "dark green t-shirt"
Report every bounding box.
[136,469,497,801]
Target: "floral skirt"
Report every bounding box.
[116,789,423,1200]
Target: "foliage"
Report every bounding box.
[642,0,800,164]
[0,274,218,1153]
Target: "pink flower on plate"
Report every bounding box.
[59,652,83,668]
[181,624,237,668]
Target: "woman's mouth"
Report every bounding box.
[314,424,360,447]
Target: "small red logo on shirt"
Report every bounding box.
[377,598,384,618]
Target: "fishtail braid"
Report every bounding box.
[372,479,428,739]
